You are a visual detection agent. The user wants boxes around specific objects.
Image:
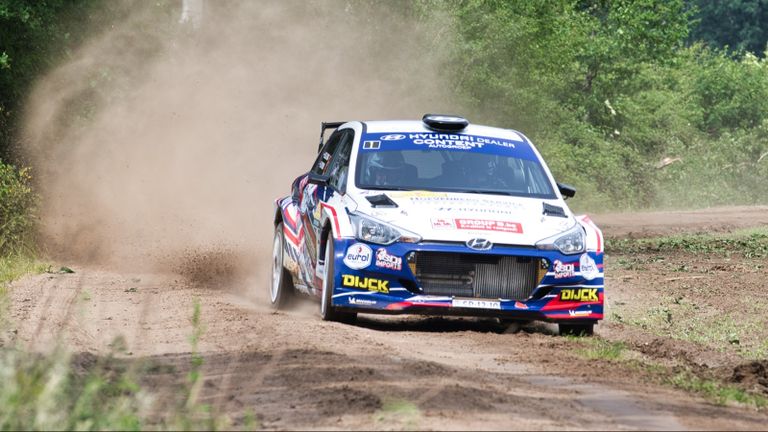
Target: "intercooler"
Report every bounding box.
[410,252,543,300]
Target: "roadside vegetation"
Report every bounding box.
[415,0,768,211]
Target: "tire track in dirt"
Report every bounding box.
[10,270,84,351]
[355,318,683,430]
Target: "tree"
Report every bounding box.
[688,0,768,56]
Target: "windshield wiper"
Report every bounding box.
[362,186,413,191]
[455,189,513,196]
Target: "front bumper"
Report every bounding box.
[329,238,604,322]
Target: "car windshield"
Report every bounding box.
[355,132,556,199]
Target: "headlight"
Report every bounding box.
[535,224,586,255]
[349,213,421,245]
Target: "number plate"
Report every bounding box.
[451,298,501,310]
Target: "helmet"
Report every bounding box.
[459,152,494,176]
[367,152,407,185]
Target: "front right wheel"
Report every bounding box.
[320,235,356,323]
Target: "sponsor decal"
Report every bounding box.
[431,218,455,229]
[559,288,599,302]
[408,196,522,206]
[407,133,518,151]
[579,253,599,280]
[342,275,389,293]
[568,310,593,317]
[553,260,576,279]
[362,140,381,149]
[380,134,406,141]
[514,301,528,309]
[375,248,402,271]
[343,243,372,269]
[393,191,447,199]
[455,218,523,234]
[349,297,377,306]
[452,298,501,310]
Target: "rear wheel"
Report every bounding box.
[320,235,356,323]
[559,322,594,336]
[270,222,294,309]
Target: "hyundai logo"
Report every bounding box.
[380,134,406,141]
[466,238,493,250]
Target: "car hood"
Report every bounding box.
[346,190,576,246]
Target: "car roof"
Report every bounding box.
[359,120,527,143]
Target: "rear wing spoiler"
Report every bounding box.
[318,121,346,152]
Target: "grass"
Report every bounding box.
[668,371,768,408]
[0,349,146,430]
[608,227,768,258]
[373,398,421,429]
[0,254,47,286]
[0,254,48,329]
[567,337,626,361]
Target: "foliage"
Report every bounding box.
[688,0,768,57]
[0,0,98,159]
[0,159,36,256]
[415,0,768,210]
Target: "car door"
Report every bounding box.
[297,128,354,287]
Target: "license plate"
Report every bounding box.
[452,298,501,310]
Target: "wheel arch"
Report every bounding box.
[318,221,333,263]
[273,198,286,227]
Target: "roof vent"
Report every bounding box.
[422,114,469,132]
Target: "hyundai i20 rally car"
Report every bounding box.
[271,114,604,335]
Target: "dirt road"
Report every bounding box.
[5,206,768,430]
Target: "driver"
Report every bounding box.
[458,152,498,187]
[367,152,409,186]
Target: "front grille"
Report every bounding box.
[412,252,542,300]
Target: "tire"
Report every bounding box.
[320,235,356,323]
[270,222,294,309]
[559,322,594,336]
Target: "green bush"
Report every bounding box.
[0,159,36,256]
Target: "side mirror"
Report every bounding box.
[557,182,576,199]
[308,172,330,185]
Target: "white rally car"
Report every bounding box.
[271,115,604,335]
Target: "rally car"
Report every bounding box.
[271,114,604,335]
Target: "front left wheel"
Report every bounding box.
[270,222,295,309]
[559,322,594,336]
[320,235,356,323]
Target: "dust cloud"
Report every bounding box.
[21,1,458,290]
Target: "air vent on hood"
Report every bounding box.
[543,203,567,218]
[366,194,398,208]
